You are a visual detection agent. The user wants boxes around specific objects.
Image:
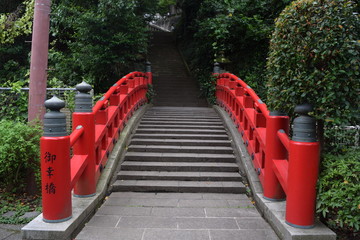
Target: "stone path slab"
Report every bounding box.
[76,192,279,240]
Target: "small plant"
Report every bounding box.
[146,84,156,103]
[316,148,360,234]
[0,189,41,224]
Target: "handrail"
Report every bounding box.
[40,69,152,223]
[70,125,84,147]
[214,70,320,229]
[217,73,269,116]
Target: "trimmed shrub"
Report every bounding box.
[266,0,360,126]
[0,120,42,192]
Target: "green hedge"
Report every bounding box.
[266,0,360,126]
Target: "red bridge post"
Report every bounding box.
[146,61,152,84]
[41,96,72,222]
[72,82,96,197]
[264,112,289,200]
[286,104,320,228]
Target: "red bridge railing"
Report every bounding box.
[214,68,320,229]
[40,69,151,223]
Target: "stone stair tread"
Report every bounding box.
[112,180,245,193]
[124,152,235,162]
[141,118,222,122]
[132,133,229,140]
[137,124,224,129]
[122,161,238,167]
[139,121,223,125]
[127,145,233,153]
[130,138,231,146]
[143,115,220,119]
[121,161,239,172]
[117,171,242,181]
[136,129,227,134]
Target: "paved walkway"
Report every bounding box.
[76,192,279,240]
[0,224,24,240]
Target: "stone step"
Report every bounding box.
[117,171,242,181]
[124,152,235,162]
[143,114,220,118]
[135,128,227,135]
[137,124,223,130]
[132,133,229,140]
[127,145,234,154]
[148,107,214,111]
[120,161,239,172]
[130,138,232,147]
[141,117,222,122]
[142,115,221,120]
[112,180,245,193]
[139,121,223,126]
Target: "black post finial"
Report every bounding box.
[145,61,151,73]
[43,96,67,137]
[213,62,220,74]
[75,81,93,112]
[292,104,317,142]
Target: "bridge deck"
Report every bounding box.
[76,107,279,240]
[76,192,278,240]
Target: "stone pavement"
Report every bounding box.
[0,224,24,240]
[76,192,279,240]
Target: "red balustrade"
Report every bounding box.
[215,72,320,229]
[40,71,151,222]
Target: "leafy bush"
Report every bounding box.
[0,120,42,192]
[266,0,360,126]
[0,0,34,44]
[317,148,360,233]
[0,81,28,122]
[177,0,291,100]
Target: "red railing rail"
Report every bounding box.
[214,69,320,229]
[40,70,152,223]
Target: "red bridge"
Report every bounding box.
[22,32,335,240]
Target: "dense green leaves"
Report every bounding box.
[0,120,42,192]
[48,0,153,92]
[266,0,360,127]
[177,0,291,100]
[0,0,33,44]
[317,148,360,232]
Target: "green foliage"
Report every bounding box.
[0,80,29,122]
[196,69,217,104]
[146,84,156,103]
[317,148,360,233]
[0,0,34,44]
[0,1,32,87]
[266,0,360,126]
[0,120,42,192]
[177,0,290,101]
[48,0,157,93]
[0,191,41,224]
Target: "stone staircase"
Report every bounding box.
[112,107,245,194]
[149,32,207,107]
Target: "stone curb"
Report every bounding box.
[21,104,151,240]
[214,105,336,240]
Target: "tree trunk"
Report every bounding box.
[28,0,51,123]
